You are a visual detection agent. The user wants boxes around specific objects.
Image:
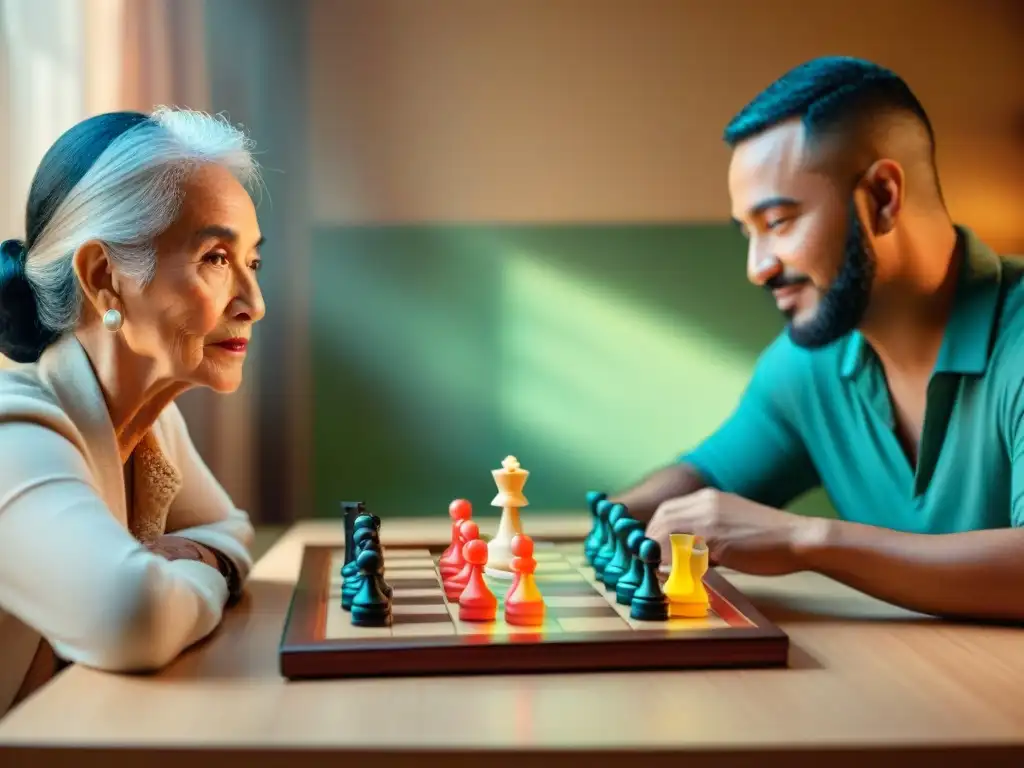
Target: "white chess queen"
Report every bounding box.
[486,455,530,575]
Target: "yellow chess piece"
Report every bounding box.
[664,533,710,617]
[677,537,710,617]
[663,533,694,615]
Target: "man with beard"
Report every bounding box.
[613,56,1024,622]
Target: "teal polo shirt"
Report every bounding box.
[681,227,1024,534]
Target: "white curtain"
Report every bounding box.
[0,0,90,270]
[0,0,257,517]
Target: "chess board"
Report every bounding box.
[278,538,789,679]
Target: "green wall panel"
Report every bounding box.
[309,224,835,524]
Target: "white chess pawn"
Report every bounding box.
[486,455,529,575]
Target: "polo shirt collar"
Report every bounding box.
[840,226,1003,380]
[839,332,866,379]
[935,226,1003,375]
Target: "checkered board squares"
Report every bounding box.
[281,540,790,679]
[324,542,735,642]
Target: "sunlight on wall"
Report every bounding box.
[499,252,752,491]
[308,224,791,515]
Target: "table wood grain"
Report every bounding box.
[2,514,1024,767]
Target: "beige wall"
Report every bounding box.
[310,0,1024,251]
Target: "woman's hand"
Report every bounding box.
[143,534,220,570]
[144,535,243,605]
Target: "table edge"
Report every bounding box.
[4,744,1024,768]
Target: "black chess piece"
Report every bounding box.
[603,516,642,590]
[341,501,366,567]
[594,503,627,579]
[629,537,669,621]
[616,528,646,605]
[351,548,392,627]
[583,491,607,564]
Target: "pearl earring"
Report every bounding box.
[102,308,123,332]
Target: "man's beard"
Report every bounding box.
[769,199,876,349]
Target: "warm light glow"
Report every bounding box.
[82,0,125,115]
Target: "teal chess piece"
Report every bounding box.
[589,499,613,570]
[351,548,392,627]
[342,527,379,610]
[629,538,669,621]
[602,515,642,590]
[615,528,646,604]
[583,491,608,564]
[594,502,626,579]
[342,515,377,579]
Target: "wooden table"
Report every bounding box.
[2,514,1024,768]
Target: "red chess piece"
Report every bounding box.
[440,499,472,577]
[504,534,527,599]
[444,519,479,600]
[458,538,497,622]
[504,533,545,626]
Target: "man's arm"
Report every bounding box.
[613,334,820,523]
[799,521,1024,622]
[796,372,1024,622]
[611,462,708,523]
[645,486,1024,622]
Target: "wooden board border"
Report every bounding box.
[279,543,788,679]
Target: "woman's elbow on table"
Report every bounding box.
[58,553,229,673]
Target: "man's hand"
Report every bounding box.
[645,488,827,576]
[645,489,1024,622]
[143,535,220,570]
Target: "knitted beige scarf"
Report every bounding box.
[126,430,184,542]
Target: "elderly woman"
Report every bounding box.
[0,107,264,713]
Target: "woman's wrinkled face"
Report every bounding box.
[117,163,265,392]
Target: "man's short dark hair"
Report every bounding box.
[724,56,934,150]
